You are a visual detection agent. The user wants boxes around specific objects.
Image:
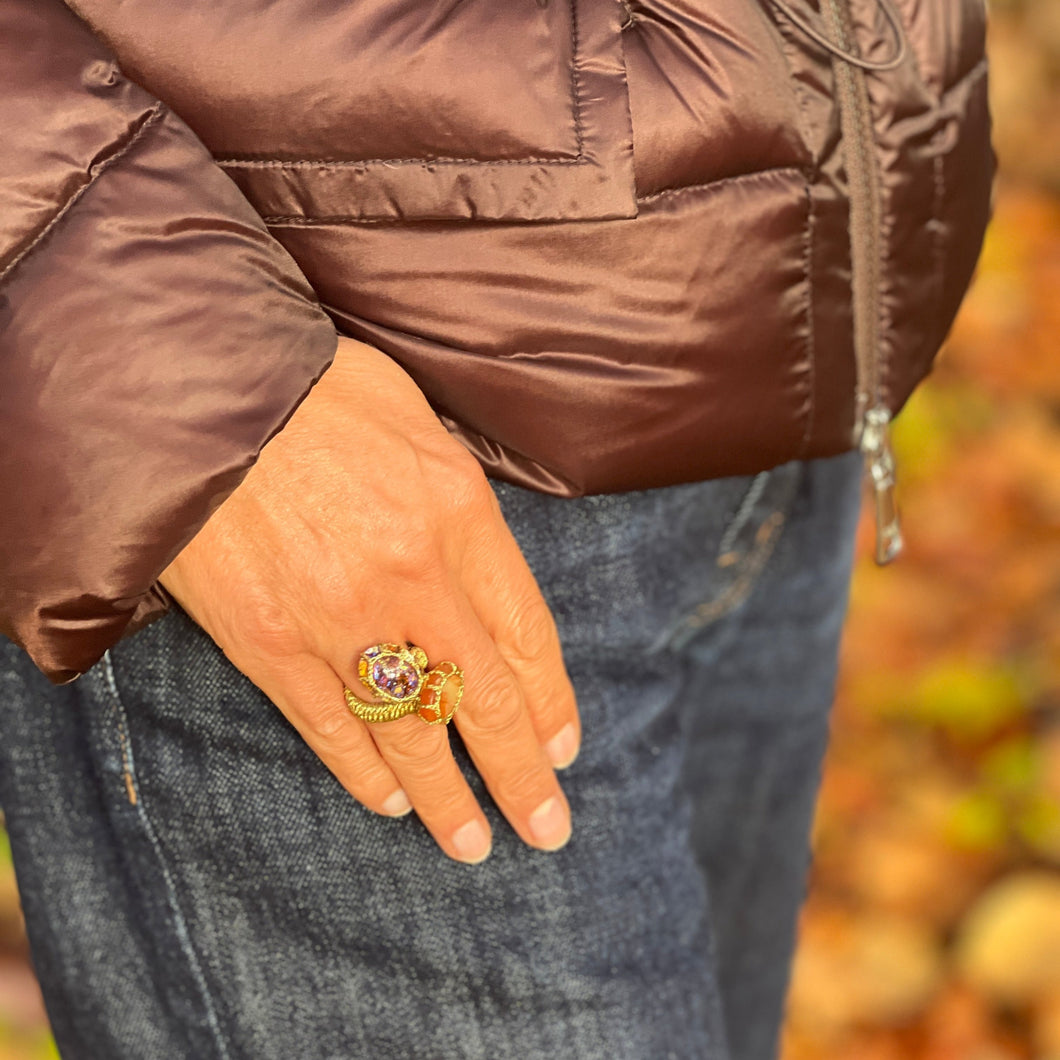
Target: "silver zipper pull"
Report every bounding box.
[860,404,903,564]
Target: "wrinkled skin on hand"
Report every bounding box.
[159,336,580,863]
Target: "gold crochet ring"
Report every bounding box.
[343,642,464,726]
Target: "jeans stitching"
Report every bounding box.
[99,652,234,1060]
[717,471,771,557]
[664,508,788,652]
[647,466,801,654]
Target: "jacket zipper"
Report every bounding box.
[821,0,904,564]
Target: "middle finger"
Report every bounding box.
[362,602,572,853]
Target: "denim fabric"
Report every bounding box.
[0,450,863,1060]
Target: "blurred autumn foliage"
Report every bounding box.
[0,3,1057,1059]
[0,834,52,1060]
[781,2,1060,1058]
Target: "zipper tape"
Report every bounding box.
[768,0,909,563]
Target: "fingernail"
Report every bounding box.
[453,820,492,864]
[382,789,412,817]
[529,797,571,850]
[545,723,579,769]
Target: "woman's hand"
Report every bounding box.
[158,336,580,863]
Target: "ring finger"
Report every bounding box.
[336,639,499,864]
[267,649,494,864]
[357,605,572,854]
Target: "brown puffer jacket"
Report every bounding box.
[0,0,993,683]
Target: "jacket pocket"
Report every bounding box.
[213,0,638,224]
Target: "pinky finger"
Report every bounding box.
[255,653,413,818]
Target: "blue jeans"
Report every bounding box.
[0,450,863,1060]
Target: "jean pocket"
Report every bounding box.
[647,460,804,655]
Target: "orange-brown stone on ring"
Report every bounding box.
[417,662,464,725]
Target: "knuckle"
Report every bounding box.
[461,679,526,743]
[239,590,302,657]
[380,723,451,774]
[439,452,493,518]
[310,705,364,755]
[300,704,399,804]
[311,703,349,742]
[377,525,439,585]
[355,765,402,802]
[505,597,561,669]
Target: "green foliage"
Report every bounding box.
[945,791,1010,852]
[908,660,1027,740]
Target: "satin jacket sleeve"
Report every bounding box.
[0,0,338,683]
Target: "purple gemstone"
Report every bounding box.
[372,656,420,698]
